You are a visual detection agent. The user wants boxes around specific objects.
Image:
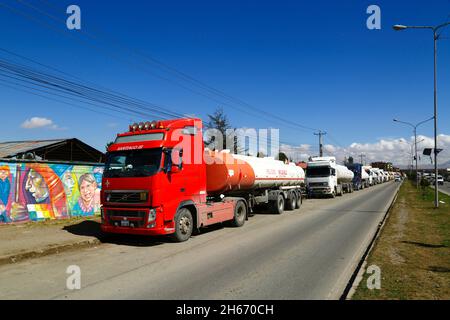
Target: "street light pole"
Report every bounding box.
[414,126,418,187]
[393,118,433,188]
[399,138,425,181]
[433,29,439,208]
[393,22,450,208]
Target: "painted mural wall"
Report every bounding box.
[0,161,104,224]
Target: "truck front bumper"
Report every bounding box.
[101,206,174,236]
[308,187,332,195]
[101,224,174,236]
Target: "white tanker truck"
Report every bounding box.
[363,166,375,186]
[306,156,354,198]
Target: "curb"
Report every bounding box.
[430,185,450,197]
[340,182,402,300]
[0,238,101,266]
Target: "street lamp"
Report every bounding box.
[393,21,450,208]
[399,138,425,175]
[393,117,433,188]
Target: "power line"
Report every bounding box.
[0,47,184,119]
[0,79,129,121]
[0,1,355,150]
[3,0,320,134]
[0,56,185,120]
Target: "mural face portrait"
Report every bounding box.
[0,169,8,181]
[25,169,49,203]
[79,174,97,205]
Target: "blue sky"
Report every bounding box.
[0,0,449,164]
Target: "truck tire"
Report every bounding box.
[228,200,246,227]
[295,192,302,209]
[272,194,284,215]
[331,189,336,198]
[171,208,193,242]
[285,192,296,211]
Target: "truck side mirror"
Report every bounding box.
[164,148,183,174]
[178,149,183,171]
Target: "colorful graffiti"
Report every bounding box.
[0,161,103,224]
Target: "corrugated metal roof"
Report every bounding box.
[0,139,67,158]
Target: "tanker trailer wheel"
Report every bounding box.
[228,200,247,227]
[272,194,285,215]
[295,192,302,209]
[285,192,296,211]
[171,208,193,242]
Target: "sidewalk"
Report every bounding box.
[0,217,103,266]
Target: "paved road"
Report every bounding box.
[0,182,400,300]
[436,181,450,196]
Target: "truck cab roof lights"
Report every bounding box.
[128,121,164,132]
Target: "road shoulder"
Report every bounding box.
[351,182,450,299]
[0,217,102,265]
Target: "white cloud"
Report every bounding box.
[281,134,450,167]
[21,117,60,130]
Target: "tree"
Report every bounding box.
[348,156,354,164]
[105,141,114,151]
[204,107,240,153]
[277,152,288,163]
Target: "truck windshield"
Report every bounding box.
[306,167,331,177]
[104,148,163,178]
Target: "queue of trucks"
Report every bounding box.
[100,117,398,242]
[305,158,396,198]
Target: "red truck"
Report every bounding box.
[101,118,305,242]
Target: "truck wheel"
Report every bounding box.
[272,194,284,215]
[171,208,193,242]
[285,192,296,211]
[295,192,302,209]
[228,201,246,227]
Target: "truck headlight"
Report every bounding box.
[148,208,157,223]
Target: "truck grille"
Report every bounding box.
[309,182,328,187]
[105,191,147,204]
[107,210,146,218]
[106,209,146,227]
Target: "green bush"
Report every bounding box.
[420,178,430,187]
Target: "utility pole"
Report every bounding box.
[314,131,327,157]
[359,154,366,165]
[393,117,433,188]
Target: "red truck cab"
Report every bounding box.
[101,118,245,242]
